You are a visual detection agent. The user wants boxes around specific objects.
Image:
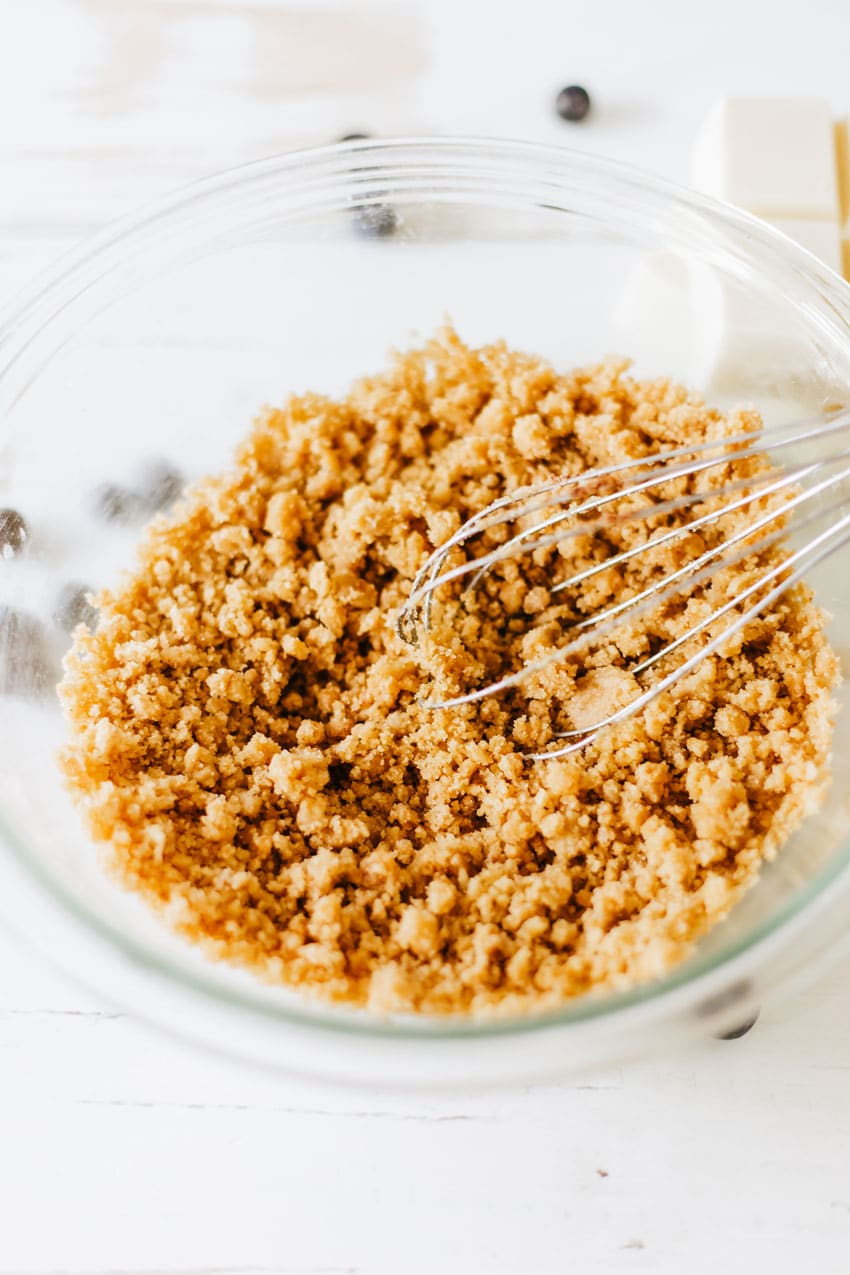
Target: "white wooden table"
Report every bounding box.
[3,2,850,1271]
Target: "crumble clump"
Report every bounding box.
[59,329,839,1016]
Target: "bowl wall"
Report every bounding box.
[2,139,850,1083]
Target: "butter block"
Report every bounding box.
[611,252,805,397]
[691,97,838,219]
[686,261,817,398]
[766,217,843,274]
[610,251,695,378]
[835,118,850,223]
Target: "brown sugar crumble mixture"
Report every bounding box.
[59,330,840,1016]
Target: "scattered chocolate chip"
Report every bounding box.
[337,134,397,237]
[90,482,145,525]
[53,583,97,633]
[353,202,398,239]
[556,84,591,122]
[696,977,753,1018]
[0,605,53,697]
[0,508,29,558]
[715,1010,760,1040]
[137,459,184,512]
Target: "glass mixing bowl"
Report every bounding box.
[2,138,850,1086]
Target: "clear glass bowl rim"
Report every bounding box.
[2,134,850,1043]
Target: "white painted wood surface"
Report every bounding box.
[3,2,850,1271]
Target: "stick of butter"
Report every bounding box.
[766,217,842,273]
[691,96,838,219]
[612,98,850,403]
[835,118,850,277]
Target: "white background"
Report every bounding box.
[3,1,850,1272]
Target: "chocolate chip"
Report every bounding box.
[0,605,53,698]
[337,134,397,237]
[715,1010,760,1040]
[91,482,145,525]
[353,202,398,239]
[137,459,184,512]
[556,84,591,122]
[0,508,29,558]
[53,583,97,633]
[696,977,753,1018]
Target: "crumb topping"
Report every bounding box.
[59,330,839,1016]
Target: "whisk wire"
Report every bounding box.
[569,455,850,635]
[527,508,850,760]
[400,411,850,646]
[395,407,850,755]
[418,409,850,577]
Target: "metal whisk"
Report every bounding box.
[396,411,850,760]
